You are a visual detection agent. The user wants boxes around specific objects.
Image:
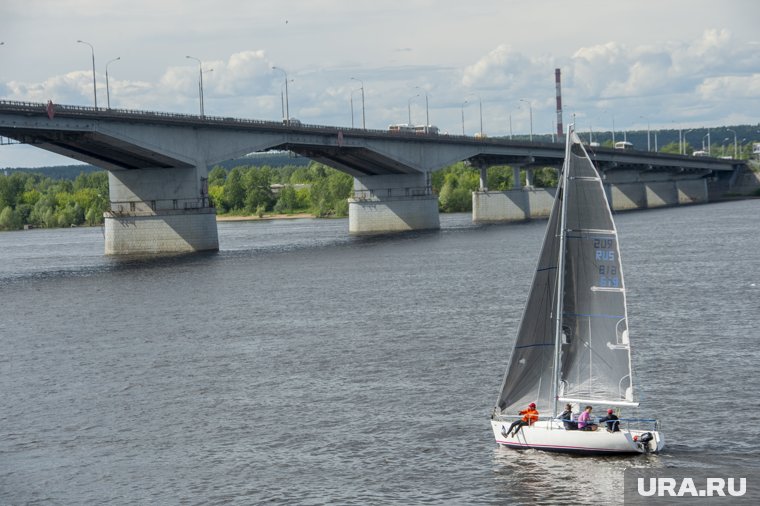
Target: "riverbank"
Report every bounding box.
[216,212,316,222]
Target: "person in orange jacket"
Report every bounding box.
[504,402,539,437]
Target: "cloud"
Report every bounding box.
[462,44,552,93]
[698,74,760,100]
[6,71,97,104]
[3,28,758,140]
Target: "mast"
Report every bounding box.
[550,125,573,418]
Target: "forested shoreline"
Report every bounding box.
[1,161,556,231]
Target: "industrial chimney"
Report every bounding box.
[555,68,564,139]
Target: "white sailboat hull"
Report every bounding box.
[490,419,664,455]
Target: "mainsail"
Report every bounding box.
[495,129,636,417]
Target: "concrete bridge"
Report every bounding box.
[0,100,746,255]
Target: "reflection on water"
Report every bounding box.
[491,446,664,503]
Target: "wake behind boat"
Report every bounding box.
[490,127,664,455]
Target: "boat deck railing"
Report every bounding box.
[492,414,660,432]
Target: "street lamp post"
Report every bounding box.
[414,86,430,130]
[727,128,738,159]
[272,66,289,123]
[350,92,354,128]
[639,116,651,151]
[461,100,467,136]
[350,77,365,129]
[463,93,483,136]
[202,68,214,115]
[407,94,419,126]
[77,40,98,109]
[186,56,205,117]
[105,56,120,109]
[478,96,483,136]
[520,99,533,141]
[683,129,693,155]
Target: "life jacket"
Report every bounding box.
[520,408,539,425]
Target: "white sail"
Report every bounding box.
[495,128,636,417]
[558,132,636,407]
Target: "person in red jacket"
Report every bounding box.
[503,402,539,438]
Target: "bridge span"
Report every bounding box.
[0,100,747,255]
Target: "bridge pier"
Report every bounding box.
[472,188,556,223]
[474,177,709,223]
[104,167,218,255]
[348,174,439,235]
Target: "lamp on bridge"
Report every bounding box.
[77,40,97,109]
[519,98,533,142]
[350,77,366,129]
[407,93,419,126]
[414,86,430,130]
[105,57,120,110]
[272,66,290,123]
[186,56,205,117]
[462,93,483,137]
[727,129,738,159]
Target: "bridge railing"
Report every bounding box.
[107,198,213,216]
[350,186,435,201]
[0,99,504,144]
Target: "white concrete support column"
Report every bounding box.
[525,168,534,188]
[104,167,219,255]
[472,187,556,223]
[676,179,708,204]
[644,181,679,208]
[349,173,439,235]
[479,165,488,191]
[512,166,522,189]
[607,183,647,211]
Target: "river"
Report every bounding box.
[1,201,759,504]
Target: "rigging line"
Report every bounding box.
[563,312,626,319]
[514,342,554,349]
[560,326,618,372]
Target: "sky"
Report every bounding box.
[1,0,759,167]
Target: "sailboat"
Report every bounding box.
[490,127,664,454]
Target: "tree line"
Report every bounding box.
[0,161,558,231]
[0,171,109,231]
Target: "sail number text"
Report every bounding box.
[594,238,619,287]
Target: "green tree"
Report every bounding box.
[660,142,681,155]
[223,167,246,211]
[486,166,513,190]
[273,185,298,213]
[308,167,352,217]
[0,172,26,209]
[531,167,558,188]
[208,185,225,210]
[0,206,22,230]
[29,193,56,228]
[243,167,275,213]
[208,166,227,187]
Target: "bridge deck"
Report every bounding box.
[0,100,745,176]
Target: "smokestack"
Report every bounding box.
[555,68,564,139]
